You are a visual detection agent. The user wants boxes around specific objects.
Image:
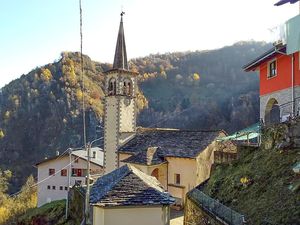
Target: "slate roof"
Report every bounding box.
[90,164,175,207]
[119,128,223,159]
[35,147,103,167]
[122,147,167,166]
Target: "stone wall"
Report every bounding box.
[184,196,223,225]
[262,116,300,150]
[260,86,300,121]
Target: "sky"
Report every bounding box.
[0,0,298,88]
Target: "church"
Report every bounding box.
[92,12,237,209]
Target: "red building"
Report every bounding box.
[244,14,300,124]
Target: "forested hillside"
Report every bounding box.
[136,41,270,132]
[0,41,270,192]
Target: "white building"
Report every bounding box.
[36,147,103,207]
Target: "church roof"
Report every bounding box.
[90,164,175,207]
[122,147,167,166]
[119,128,224,159]
[112,12,128,70]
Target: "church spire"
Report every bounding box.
[113,12,128,70]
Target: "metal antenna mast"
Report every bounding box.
[79,0,90,224]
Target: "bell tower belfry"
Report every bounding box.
[104,12,138,174]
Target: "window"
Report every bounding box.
[47,185,50,190]
[49,168,55,176]
[108,78,117,95]
[75,180,82,185]
[52,186,56,190]
[175,174,181,185]
[61,169,67,176]
[92,151,96,158]
[59,186,63,190]
[65,186,68,191]
[268,60,277,78]
[72,168,83,177]
[122,79,132,96]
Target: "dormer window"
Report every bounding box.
[268,60,277,78]
[108,78,117,96]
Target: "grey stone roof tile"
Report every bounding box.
[122,147,166,165]
[119,129,222,159]
[90,164,175,207]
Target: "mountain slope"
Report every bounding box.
[135,41,269,132]
[0,41,270,191]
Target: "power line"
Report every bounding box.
[9,155,81,197]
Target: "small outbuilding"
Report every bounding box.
[90,164,175,225]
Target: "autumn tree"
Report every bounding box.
[40,68,53,82]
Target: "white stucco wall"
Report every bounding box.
[196,143,216,185]
[119,97,135,133]
[37,155,102,207]
[93,206,170,225]
[166,157,197,202]
[104,96,119,174]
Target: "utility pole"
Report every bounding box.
[84,137,103,224]
[66,148,72,220]
[85,143,91,225]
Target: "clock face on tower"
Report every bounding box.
[123,97,131,106]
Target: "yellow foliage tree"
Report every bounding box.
[193,73,200,81]
[4,111,10,120]
[62,59,77,86]
[0,130,4,139]
[76,89,83,101]
[41,68,53,82]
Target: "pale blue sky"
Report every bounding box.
[0,0,298,87]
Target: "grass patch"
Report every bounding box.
[203,146,300,225]
[17,200,74,225]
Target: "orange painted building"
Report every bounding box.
[244,9,300,125]
[244,46,300,124]
[256,51,300,96]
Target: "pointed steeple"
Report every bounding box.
[113,12,128,70]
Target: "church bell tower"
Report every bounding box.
[103,12,138,174]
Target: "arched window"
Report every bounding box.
[108,78,116,96]
[122,79,132,96]
[151,168,159,180]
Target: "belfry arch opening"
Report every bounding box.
[108,78,117,96]
[122,79,132,96]
[265,98,280,125]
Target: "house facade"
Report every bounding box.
[244,14,300,124]
[36,147,103,207]
[119,129,235,205]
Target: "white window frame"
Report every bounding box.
[267,59,277,79]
